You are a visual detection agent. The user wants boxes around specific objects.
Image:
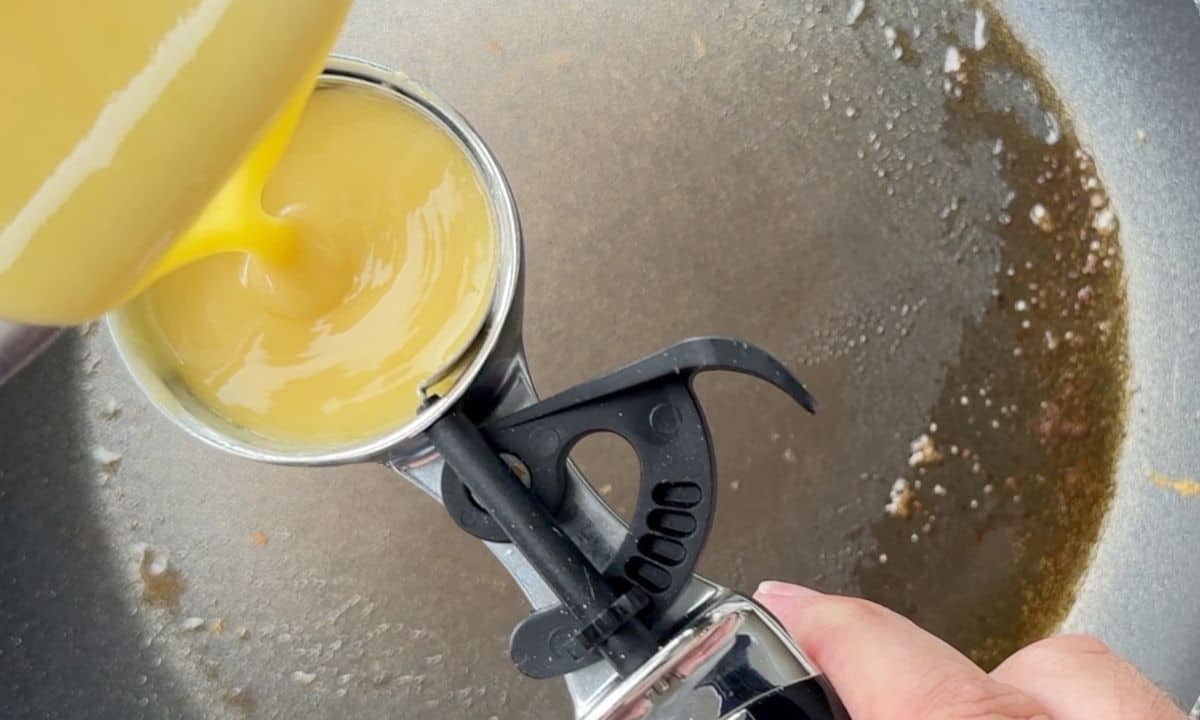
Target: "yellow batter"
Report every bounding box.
[0,0,352,324]
[2,2,500,446]
[126,84,497,445]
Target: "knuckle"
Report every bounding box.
[793,595,896,663]
[1033,633,1115,658]
[1145,692,1188,720]
[798,594,889,631]
[1002,634,1116,675]
[1123,669,1188,719]
[1001,635,1185,719]
[911,671,1050,720]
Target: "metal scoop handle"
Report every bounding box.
[576,594,848,720]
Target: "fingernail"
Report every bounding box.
[754,581,822,599]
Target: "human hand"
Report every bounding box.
[755,581,1186,720]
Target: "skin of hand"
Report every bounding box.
[754,581,1186,720]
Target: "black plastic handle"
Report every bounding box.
[435,337,817,679]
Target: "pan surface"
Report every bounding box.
[1,1,1196,717]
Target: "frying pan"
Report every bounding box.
[1,0,1197,717]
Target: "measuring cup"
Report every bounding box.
[109,56,847,720]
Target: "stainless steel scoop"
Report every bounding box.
[108,57,847,720]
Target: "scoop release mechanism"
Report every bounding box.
[427,337,849,719]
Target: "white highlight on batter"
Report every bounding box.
[0,0,233,272]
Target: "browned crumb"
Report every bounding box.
[885,479,918,519]
[221,687,256,715]
[138,546,184,611]
[908,433,945,468]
